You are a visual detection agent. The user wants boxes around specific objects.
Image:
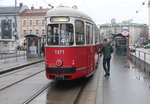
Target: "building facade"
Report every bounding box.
[20,6,49,45]
[0,3,28,52]
[99,20,148,46]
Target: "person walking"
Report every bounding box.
[98,39,113,77]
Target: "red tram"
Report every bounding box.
[45,6,103,80]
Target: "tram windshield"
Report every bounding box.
[47,24,74,46]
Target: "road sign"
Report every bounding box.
[121,26,129,37]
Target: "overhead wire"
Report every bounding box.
[80,0,92,14]
[42,0,49,4]
[80,0,98,23]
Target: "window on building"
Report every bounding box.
[23,30,26,36]
[29,20,32,25]
[35,20,39,25]
[36,29,39,35]
[42,29,45,35]
[42,20,44,25]
[23,20,26,25]
[29,30,32,34]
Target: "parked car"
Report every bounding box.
[129,45,136,52]
[143,44,150,49]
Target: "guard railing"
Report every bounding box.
[130,49,150,74]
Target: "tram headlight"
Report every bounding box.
[45,60,48,67]
[72,60,75,66]
[56,59,63,67]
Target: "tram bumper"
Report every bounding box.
[46,67,76,80]
[46,67,76,73]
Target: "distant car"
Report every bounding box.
[129,45,136,52]
[143,44,150,49]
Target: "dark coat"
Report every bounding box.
[100,42,113,59]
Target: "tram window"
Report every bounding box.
[95,29,98,44]
[75,20,84,45]
[47,24,73,46]
[60,24,74,45]
[86,25,90,44]
[91,27,93,44]
[47,24,59,45]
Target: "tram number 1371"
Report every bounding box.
[54,50,65,54]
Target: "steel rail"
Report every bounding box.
[23,81,55,104]
[0,69,45,91]
[73,78,88,104]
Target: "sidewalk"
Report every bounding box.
[78,55,150,104]
[102,55,150,104]
[0,56,44,74]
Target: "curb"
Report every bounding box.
[0,59,44,75]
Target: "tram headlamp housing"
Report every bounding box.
[56,59,63,67]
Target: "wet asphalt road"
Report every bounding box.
[0,54,150,104]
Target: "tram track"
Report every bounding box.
[25,79,88,104]
[73,78,87,104]
[0,72,92,104]
[0,61,45,91]
[0,61,44,78]
[0,59,44,75]
[0,63,51,104]
[23,80,55,104]
[38,78,90,104]
[0,69,45,91]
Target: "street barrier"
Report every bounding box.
[0,50,26,62]
[130,49,150,75]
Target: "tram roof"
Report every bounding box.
[45,6,93,21]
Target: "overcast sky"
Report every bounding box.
[0,0,149,25]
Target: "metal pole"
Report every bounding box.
[16,49,17,60]
[128,36,130,59]
[15,0,17,33]
[14,0,18,60]
[144,52,146,72]
[4,50,7,63]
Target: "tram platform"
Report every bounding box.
[101,55,150,104]
[79,55,150,104]
[0,56,44,74]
